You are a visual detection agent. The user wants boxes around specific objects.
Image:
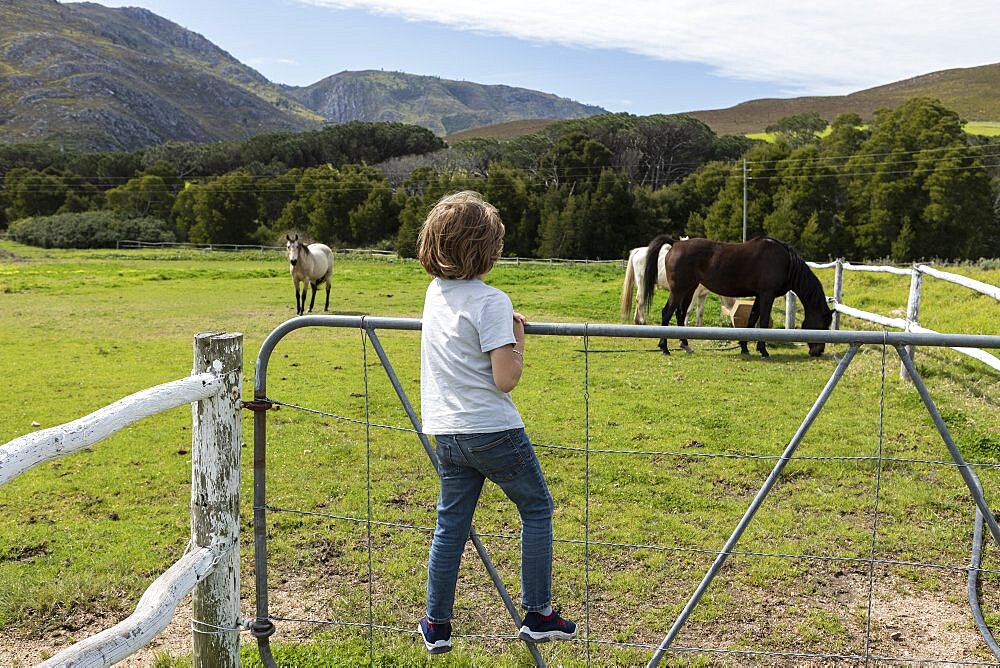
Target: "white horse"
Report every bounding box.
[620,245,735,325]
[285,234,333,316]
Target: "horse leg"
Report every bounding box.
[739,300,760,355]
[677,295,695,353]
[754,295,776,358]
[294,279,304,315]
[308,281,318,313]
[658,297,679,354]
[691,285,708,327]
[323,278,331,312]
[635,289,644,325]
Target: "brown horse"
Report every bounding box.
[641,235,833,357]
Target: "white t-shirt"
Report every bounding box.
[420,277,525,434]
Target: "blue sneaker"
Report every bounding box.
[418,616,452,654]
[518,609,577,642]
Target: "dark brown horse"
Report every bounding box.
[641,235,833,357]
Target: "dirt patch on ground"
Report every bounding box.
[0,248,26,261]
[0,580,324,667]
[690,566,994,666]
[2,568,997,666]
[870,589,985,664]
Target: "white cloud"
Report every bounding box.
[247,57,301,67]
[296,0,999,95]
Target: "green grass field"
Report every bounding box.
[748,122,1000,142]
[966,122,1000,137]
[1,242,999,667]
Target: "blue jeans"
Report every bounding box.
[426,428,554,623]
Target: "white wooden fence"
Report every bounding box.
[0,332,243,668]
[795,260,1000,377]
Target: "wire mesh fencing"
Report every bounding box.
[246,317,1000,667]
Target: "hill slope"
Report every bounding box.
[0,1,606,150]
[285,70,607,136]
[687,63,1000,135]
[0,0,322,150]
[4,1,995,148]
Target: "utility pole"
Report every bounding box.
[742,159,748,242]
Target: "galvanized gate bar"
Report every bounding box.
[252,315,1000,356]
[249,382,277,667]
[646,343,862,668]
[525,322,1000,349]
[363,325,547,667]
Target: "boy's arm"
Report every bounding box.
[489,312,526,393]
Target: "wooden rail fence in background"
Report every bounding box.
[790,260,1000,377]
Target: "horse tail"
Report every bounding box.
[641,235,673,316]
[620,251,636,320]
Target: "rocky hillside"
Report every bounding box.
[0,1,605,151]
[687,63,1000,135]
[10,1,991,148]
[0,0,322,150]
[285,70,606,136]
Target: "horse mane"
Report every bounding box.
[771,238,825,307]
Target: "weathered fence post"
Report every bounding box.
[833,258,844,330]
[192,332,243,667]
[784,291,797,330]
[900,266,923,381]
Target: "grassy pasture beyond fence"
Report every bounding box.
[1,241,998,667]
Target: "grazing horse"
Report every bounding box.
[285,234,333,316]
[641,235,833,357]
[620,245,736,326]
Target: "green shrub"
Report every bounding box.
[7,211,175,248]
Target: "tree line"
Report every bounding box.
[3,100,999,262]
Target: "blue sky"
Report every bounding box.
[77,0,999,116]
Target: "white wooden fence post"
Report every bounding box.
[833,259,844,330]
[191,332,243,667]
[784,291,797,330]
[900,266,923,381]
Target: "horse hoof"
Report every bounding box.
[760,351,770,359]
[681,345,694,354]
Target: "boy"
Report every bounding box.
[416,191,576,654]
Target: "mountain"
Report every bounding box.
[0,1,605,151]
[284,70,607,136]
[445,64,1000,141]
[686,63,1000,135]
[0,0,322,151]
[6,1,994,150]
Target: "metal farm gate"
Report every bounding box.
[245,316,1000,667]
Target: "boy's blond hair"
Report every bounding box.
[417,191,505,279]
